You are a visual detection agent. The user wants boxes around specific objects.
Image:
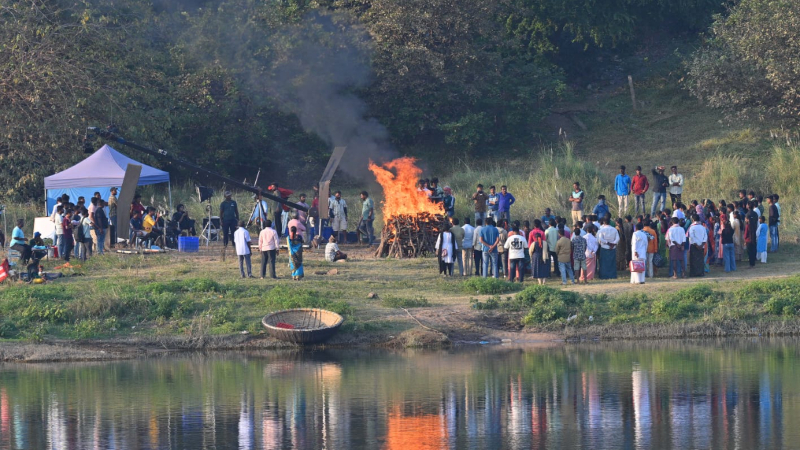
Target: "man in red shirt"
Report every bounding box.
[267,182,293,238]
[632,166,650,217]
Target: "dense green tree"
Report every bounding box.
[688,0,800,122]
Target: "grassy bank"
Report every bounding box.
[2,241,800,347]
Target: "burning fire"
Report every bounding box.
[368,157,444,222]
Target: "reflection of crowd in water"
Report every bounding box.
[0,352,788,449]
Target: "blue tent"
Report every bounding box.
[44,144,171,214]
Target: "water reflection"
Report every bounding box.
[0,340,798,449]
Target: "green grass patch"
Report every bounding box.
[462,277,520,295]
[382,296,431,308]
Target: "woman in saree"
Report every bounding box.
[528,219,549,284]
[616,218,629,272]
[287,226,304,280]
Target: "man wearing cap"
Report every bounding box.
[219,191,239,249]
[614,165,632,216]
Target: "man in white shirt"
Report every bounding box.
[471,219,483,276]
[461,218,475,276]
[687,214,708,277]
[325,236,347,262]
[666,217,687,278]
[233,220,253,278]
[53,205,64,259]
[596,219,620,279]
[668,165,684,207]
[503,225,528,282]
[630,223,649,284]
[258,219,280,278]
[329,191,348,245]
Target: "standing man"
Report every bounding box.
[555,228,575,285]
[773,194,781,250]
[472,218,484,276]
[541,208,556,225]
[233,220,254,278]
[497,185,516,225]
[93,199,108,255]
[461,218,474,276]
[687,214,707,277]
[486,186,499,222]
[668,166,684,207]
[630,223,648,284]
[545,219,560,277]
[53,205,64,259]
[666,217,686,278]
[650,166,669,216]
[267,182,293,237]
[632,166,650,216]
[767,195,779,252]
[472,184,488,224]
[450,218,465,276]
[108,187,118,249]
[358,191,375,245]
[596,218,620,279]
[614,165,632,216]
[480,218,500,278]
[442,187,455,217]
[258,219,280,279]
[219,191,239,249]
[296,193,310,243]
[329,190,348,245]
[569,182,585,225]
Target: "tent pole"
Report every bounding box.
[44,188,48,216]
[168,181,173,214]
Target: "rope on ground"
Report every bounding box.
[401,307,447,336]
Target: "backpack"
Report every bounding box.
[76,223,85,242]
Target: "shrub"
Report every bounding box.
[462,277,519,295]
[764,295,800,316]
[516,285,578,324]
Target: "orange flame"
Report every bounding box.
[369,157,444,223]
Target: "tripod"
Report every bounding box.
[246,197,269,230]
[200,201,216,247]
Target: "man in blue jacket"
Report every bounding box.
[614,165,632,216]
[497,185,516,225]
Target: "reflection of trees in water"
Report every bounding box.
[0,342,795,448]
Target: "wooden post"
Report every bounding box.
[628,75,637,111]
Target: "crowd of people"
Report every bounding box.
[7,164,783,287]
[434,165,783,285]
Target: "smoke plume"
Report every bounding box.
[268,12,396,179]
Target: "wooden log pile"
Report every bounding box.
[375,213,445,258]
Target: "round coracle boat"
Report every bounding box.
[262,308,344,344]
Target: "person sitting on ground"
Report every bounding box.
[172,204,196,236]
[325,236,347,262]
[10,219,33,264]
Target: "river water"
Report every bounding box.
[0,339,796,449]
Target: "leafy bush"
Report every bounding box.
[516,285,578,325]
[462,278,520,295]
[764,295,800,317]
[515,285,579,309]
[382,296,430,308]
[470,296,502,310]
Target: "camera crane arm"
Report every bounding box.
[86,126,308,212]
